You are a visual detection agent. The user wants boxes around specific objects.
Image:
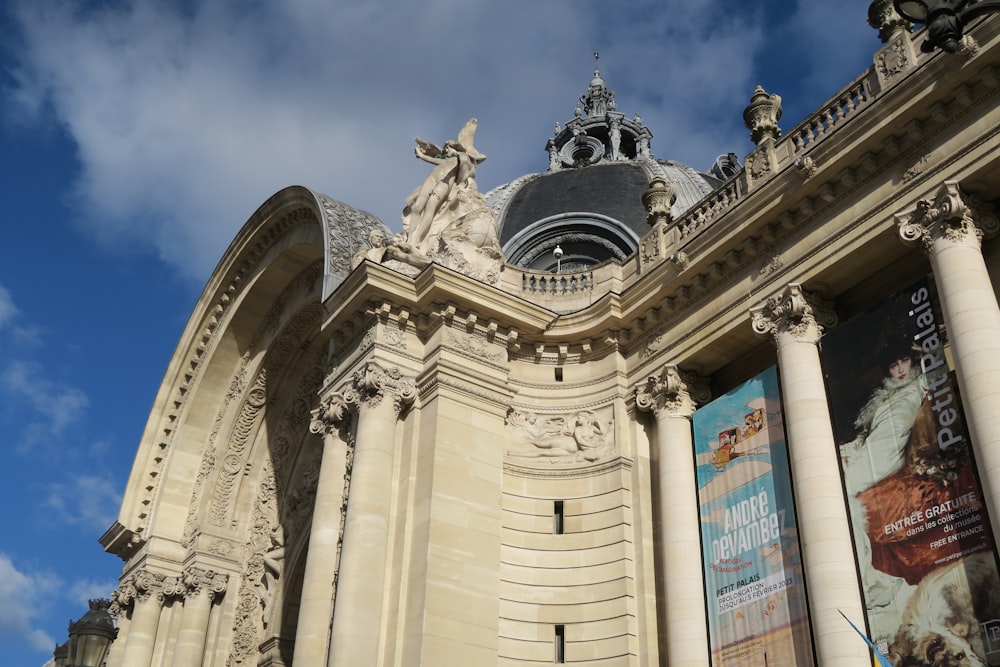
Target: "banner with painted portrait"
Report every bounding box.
[694,366,813,667]
[821,277,1000,664]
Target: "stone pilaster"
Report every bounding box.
[327,361,415,667]
[750,283,868,667]
[635,364,710,667]
[897,181,1000,545]
[173,567,227,666]
[116,570,169,667]
[292,389,356,667]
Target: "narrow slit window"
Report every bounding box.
[554,624,565,663]
[554,501,564,535]
[555,367,564,381]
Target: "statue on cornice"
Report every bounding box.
[395,119,504,283]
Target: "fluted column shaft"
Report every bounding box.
[751,284,867,667]
[328,363,414,667]
[636,365,710,667]
[898,182,1000,544]
[293,392,353,667]
[174,568,227,667]
[118,571,166,667]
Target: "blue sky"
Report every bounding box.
[0,1,880,664]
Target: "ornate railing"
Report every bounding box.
[521,270,594,296]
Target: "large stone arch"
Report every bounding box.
[102,186,385,666]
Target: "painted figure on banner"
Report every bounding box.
[822,278,1000,663]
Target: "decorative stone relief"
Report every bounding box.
[794,156,818,179]
[875,35,915,84]
[746,147,772,180]
[750,283,837,344]
[634,365,710,417]
[669,251,690,272]
[319,196,387,282]
[897,181,999,251]
[445,330,504,363]
[227,463,279,666]
[505,409,615,463]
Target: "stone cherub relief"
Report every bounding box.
[506,409,615,463]
[352,119,504,283]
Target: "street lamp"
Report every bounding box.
[894,0,1000,52]
[553,245,563,273]
[55,599,118,667]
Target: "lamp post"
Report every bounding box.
[894,0,1000,51]
[553,244,563,273]
[53,599,118,667]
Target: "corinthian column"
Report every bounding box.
[750,284,867,667]
[898,182,1000,543]
[635,365,710,667]
[327,361,415,667]
[174,567,227,666]
[117,570,168,667]
[292,390,355,667]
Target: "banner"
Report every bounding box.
[821,278,1000,664]
[694,367,813,667]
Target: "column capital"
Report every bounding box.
[309,389,358,436]
[635,364,710,418]
[750,282,836,344]
[183,567,229,602]
[897,181,999,251]
[114,569,170,610]
[352,360,416,416]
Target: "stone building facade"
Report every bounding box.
[100,8,1000,667]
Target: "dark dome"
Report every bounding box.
[487,65,726,272]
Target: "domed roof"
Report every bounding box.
[488,58,725,272]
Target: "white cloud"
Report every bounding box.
[43,474,122,532]
[0,554,60,653]
[0,361,88,453]
[7,0,879,281]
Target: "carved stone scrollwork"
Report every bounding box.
[352,361,416,416]
[634,364,710,418]
[184,567,229,602]
[897,181,999,251]
[750,283,837,344]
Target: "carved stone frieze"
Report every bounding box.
[875,35,914,85]
[445,330,504,363]
[634,365,710,417]
[750,283,837,344]
[505,408,615,463]
[897,181,999,251]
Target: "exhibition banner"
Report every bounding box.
[694,367,813,667]
[822,278,1000,664]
